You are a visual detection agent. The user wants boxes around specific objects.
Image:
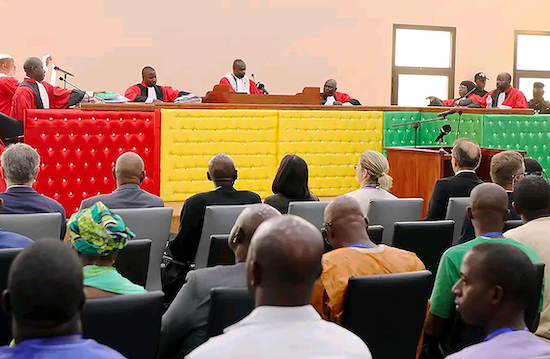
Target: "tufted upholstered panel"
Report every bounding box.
[24,110,160,215]
[160,109,278,201]
[278,110,383,197]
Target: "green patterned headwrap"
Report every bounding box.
[67,202,135,256]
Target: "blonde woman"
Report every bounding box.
[346,150,396,214]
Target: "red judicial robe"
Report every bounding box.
[219,74,261,94]
[124,82,183,102]
[0,75,19,116]
[10,78,83,122]
[320,91,361,105]
[442,93,486,107]
[486,86,528,109]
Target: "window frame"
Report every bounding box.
[391,24,456,106]
[513,30,550,88]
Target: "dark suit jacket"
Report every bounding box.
[0,186,67,239]
[264,193,319,214]
[80,183,164,210]
[425,171,483,221]
[169,186,261,263]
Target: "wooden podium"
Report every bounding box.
[203,85,321,104]
[385,146,525,216]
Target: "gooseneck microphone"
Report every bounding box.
[434,124,452,142]
[53,66,74,77]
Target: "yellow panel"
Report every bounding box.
[161,109,279,201]
[279,110,383,197]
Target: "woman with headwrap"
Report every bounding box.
[427,80,485,108]
[67,201,147,298]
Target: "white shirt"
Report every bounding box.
[325,95,336,105]
[186,305,372,359]
[454,170,477,176]
[223,73,251,94]
[145,87,157,103]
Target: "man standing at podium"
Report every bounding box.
[219,59,261,94]
[125,66,191,103]
[0,54,19,116]
[486,73,528,109]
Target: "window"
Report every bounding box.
[514,31,550,97]
[391,24,456,106]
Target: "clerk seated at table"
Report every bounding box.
[320,79,361,106]
[427,81,484,108]
[486,73,528,109]
[125,66,191,103]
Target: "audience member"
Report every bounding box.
[187,214,372,359]
[0,239,126,358]
[0,143,66,239]
[68,201,146,298]
[425,138,483,220]
[525,157,545,177]
[320,79,361,105]
[312,195,425,322]
[504,175,550,340]
[486,72,528,109]
[264,154,318,214]
[458,150,523,244]
[427,80,484,108]
[0,198,33,248]
[529,82,550,114]
[80,152,164,210]
[423,183,542,357]
[159,204,281,359]
[164,153,261,301]
[446,242,550,358]
[473,72,488,97]
[345,150,396,215]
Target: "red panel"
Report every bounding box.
[24,110,160,216]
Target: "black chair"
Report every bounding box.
[342,270,432,359]
[82,291,164,359]
[392,220,454,274]
[206,287,254,339]
[0,248,23,345]
[503,219,524,232]
[527,262,546,331]
[114,239,151,287]
[367,225,384,245]
[0,112,23,142]
[207,234,235,267]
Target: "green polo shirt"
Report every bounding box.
[430,236,543,319]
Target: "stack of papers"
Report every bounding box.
[94,92,129,103]
[174,93,202,104]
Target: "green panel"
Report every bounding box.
[383,111,420,148]
[482,114,550,174]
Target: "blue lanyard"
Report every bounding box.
[349,244,373,249]
[484,327,527,342]
[480,232,503,237]
[362,185,380,189]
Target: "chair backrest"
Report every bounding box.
[527,262,546,330]
[0,248,22,345]
[287,201,330,230]
[207,234,235,267]
[206,287,254,339]
[342,270,432,359]
[0,213,61,241]
[82,291,164,359]
[112,207,173,291]
[445,197,471,245]
[114,239,152,287]
[195,205,251,269]
[392,220,454,275]
[366,198,423,245]
[367,225,384,245]
[504,219,524,232]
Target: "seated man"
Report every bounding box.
[423,183,542,358]
[425,138,483,220]
[427,81,484,108]
[0,143,66,239]
[187,214,372,359]
[320,79,361,106]
[0,239,125,358]
[528,82,550,114]
[10,57,88,121]
[125,66,192,103]
[504,175,550,340]
[0,54,19,117]
[486,72,528,109]
[447,242,550,359]
[159,204,281,359]
[473,72,489,97]
[458,150,523,244]
[219,59,262,94]
[80,152,163,209]
[312,195,425,322]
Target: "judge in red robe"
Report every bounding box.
[428,80,485,108]
[124,66,190,103]
[11,57,85,122]
[0,55,20,116]
[320,79,361,105]
[219,59,262,94]
[486,72,528,109]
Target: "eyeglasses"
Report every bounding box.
[320,222,333,247]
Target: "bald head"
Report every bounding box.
[0,55,14,76]
[113,152,145,186]
[232,59,246,79]
[23,57,45,82]
[141,66,157,87]
[452,138,481,170]
[228,204,281,262]
[324,195,372,249]
[323,79,337,96]
[247,215,324,307]
[207,153,237,187]
[496,72,512,91]
[468,183,510,235]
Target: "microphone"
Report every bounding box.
[435,124,452,142]
[59,77,84,92]
[251,74,269,94]
[54,66,74,77]
[437,109,456,117]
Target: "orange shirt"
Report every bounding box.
[311,245,425,323]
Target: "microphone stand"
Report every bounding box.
[392,114,453,148]
[58,77,84,93]
[455,110,463,140]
